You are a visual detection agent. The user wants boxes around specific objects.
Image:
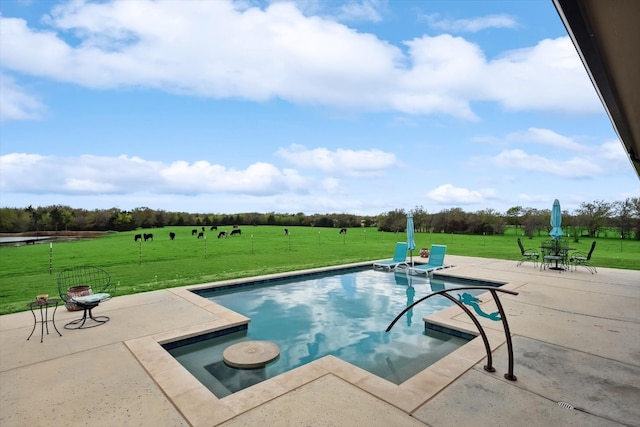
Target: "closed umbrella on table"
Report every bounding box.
[550,199,563,240]
[406,212,416,266]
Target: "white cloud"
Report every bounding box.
[507,127,585,151]
[0,74,45,122]
[161,161,309,194]
[426,184,497,204]
[0,1,600,121]
[395,34,487,120]
[599,139,627,161]
[597,139,635,172]
[491,149,602,178]
[0,153,309,196]
[320,177,347,194]
[335,0,385,23]
[482,37,601,113]
[422,13,518,33]
[276,144,397,177]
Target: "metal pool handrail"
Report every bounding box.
[386,286,519,381]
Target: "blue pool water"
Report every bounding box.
[168,268,493,398]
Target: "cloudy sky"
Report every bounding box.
[1,0,637,216]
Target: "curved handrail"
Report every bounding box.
[386,286,519,381]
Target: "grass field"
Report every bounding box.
[1,225,638,315]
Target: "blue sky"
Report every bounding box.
[1,0,637,216]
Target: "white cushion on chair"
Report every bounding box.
[72,293,111,304]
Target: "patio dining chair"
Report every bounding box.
[57,265,115,329]
[517,238,539,267]
[569,241,597,274]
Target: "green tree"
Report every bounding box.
[506,206,523,234]
[614,197,640,240]
[48,205,72,232]
[575,201,612,238]
[106,209,134,231]
[24,205,46,234]
[411,206,430,232]
[0,208,27,232]
[522,208,544,238]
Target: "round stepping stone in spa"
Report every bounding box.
[223,340,280,369]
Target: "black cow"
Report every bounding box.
[134,234,142,242]
[217,231,227,239]
[191,229,197,236]
[144,233,154,241]
[202,226,205,232]
[197,232,204,239]
[339,228,347,234]
[232,225,239,229]
[284,228,289,235]
[210,226,218,231]
[169,232,176,240]
[230,229,242,236]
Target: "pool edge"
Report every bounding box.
[125,264,511,424]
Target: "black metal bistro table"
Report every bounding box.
[27,299,62,343]
[540,245,575,271]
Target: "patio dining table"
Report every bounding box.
[540,245,575,271]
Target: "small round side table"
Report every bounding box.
[27,299,62,343]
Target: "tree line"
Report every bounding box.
[378,198,639,241]
[0,197,638,241]
[0,206,367,233]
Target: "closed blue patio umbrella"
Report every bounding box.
[406,212,416,266]
[550,199,563,240]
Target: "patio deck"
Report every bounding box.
[1,255,638,426]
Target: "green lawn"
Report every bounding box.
[1,226,638,315]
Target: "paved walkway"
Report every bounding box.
[1,256,638,426]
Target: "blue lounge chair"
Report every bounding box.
[408,245,450,276]
[373,242,408,271]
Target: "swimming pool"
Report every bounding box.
[167,267,497,398]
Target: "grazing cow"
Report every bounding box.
[210,226,218,231]
[217,231,227,239]
[144,233,154,241]
[202,226,205,232]
[284,228,289,235]
[169,232,176,240]
[339,228,347,234]
[134,234,142,242]
[230,229,242,237]
[197,232,204,239]
[232,225,239,229]
[191,229,197,236]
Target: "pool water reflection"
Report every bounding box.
[168,268,491,398]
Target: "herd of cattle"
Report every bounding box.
[134,233,154,242]
[134,227,347,241]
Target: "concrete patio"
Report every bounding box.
[1,255,638,426]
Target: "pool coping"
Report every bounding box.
[124,262,520,427]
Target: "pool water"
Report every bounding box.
[168,268,489,398]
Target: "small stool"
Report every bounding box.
[27,299,62,343]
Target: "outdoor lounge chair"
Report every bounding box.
[373,242,409,271]
[517,238,539,267]
[408,244,450,276]
[569,241,597,274]
[57,265,115,329]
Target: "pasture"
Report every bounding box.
[1,225,638,315]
